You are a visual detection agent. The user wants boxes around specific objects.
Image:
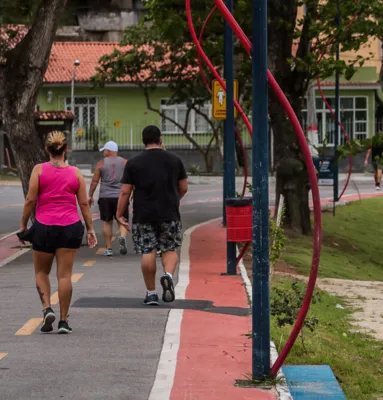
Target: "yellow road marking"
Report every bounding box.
[15,318,43,336]
[71,273,84,283]
[0,353,8,360]
[83,260,96,267]
[96,248,106,255]
[183,210,196,214]
[51,291,59,305]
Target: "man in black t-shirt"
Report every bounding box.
[116,125,188,305]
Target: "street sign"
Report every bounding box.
[212,79,239,120]
[313,156,335,186]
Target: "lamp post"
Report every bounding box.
[69,59,80,164]
[334,0,340,216]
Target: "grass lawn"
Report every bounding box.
[270,277,383,400]
[281,198,383,281]
[242,198,383,399]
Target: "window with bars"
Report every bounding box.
[160,99,213,134]
[302,96,368,145]
[65,97,98,129]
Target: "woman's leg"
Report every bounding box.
[56,248,77,321]
[33,250,54,309]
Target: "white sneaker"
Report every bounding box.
[102,249,113,257]
[376,186,381,191]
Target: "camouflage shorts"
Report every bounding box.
[131,221,182,255]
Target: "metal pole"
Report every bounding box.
[252,0,270,378]
[223,0,236,275]
[70,68,76,163]
[334,0,340,215]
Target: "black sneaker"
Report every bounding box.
[58,320,72,334]
[119,236,128,255]
[41,307,55,333]
[160,274,175,303]
[143,293,159,306]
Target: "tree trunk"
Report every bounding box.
[268,0,312,234]
[270,96,311,234]
[203,151,214,173]
[0,0,68,196]
[8,121,47,196]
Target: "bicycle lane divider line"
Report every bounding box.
[15,318,43,336]
[71,273,84,283]
[82,260,96,267]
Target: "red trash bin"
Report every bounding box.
[226,197,252,242]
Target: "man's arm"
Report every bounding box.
[178,179,188,199]
[177,158,188,199]
[88,160,103,205]
[116,184,133,229]
[365,148,372,166]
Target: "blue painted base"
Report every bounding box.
[282,365,346,399]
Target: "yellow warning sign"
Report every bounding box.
[212,79,239,120]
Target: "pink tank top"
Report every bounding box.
[36,163,80,226]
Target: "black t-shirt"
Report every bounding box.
[121,149,187,223]
[372,147,383,161]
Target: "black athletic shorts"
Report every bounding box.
[32,220,85,254]
[98,198,129,222]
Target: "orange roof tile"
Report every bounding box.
[46,42,131,83]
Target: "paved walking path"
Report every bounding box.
[0,191,382,399]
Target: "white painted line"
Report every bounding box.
[237,250,293,400]
[148,217,221,400]
[0,248,30,269]
[0,230,19,243]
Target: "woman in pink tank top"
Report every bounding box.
[19,131,97,334]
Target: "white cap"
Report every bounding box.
[100,141,118,152]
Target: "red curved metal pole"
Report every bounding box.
[186,0,322,376]
[198,6,249,198]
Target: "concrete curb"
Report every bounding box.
[237,255,293,400]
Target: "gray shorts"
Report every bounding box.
[131,221,182,255]
[372,160,383,171]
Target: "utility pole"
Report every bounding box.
[252,0,270,378]
[223,0,236,275]
[334,0,340,215]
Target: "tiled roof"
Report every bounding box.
[1,25,379,87]
[46,42,133,83]
[35,111,74,121]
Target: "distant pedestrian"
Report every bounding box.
[19,131,97,334]
[364,132,383,190]
[88,141,129,256]
[116,125,188,305]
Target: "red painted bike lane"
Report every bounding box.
[170,191,383,399]
[170,220,276,400]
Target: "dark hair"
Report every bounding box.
[46,131,67,156]
[142,125,161,146]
